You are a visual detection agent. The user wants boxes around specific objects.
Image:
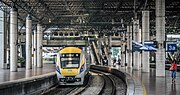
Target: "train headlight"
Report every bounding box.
[75,78,81,82]
[80,64,85,73]
[60,78,65,82]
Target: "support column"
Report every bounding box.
[138,29,142,67]
[129,26,133,68]
[10,7,18,72]
[133,19,140,70]
[108,35,112,66]
[121,33,125,66]
[127,25,132,68]
[26,15,32,70]
[18,36,23,58]
[6,49,10,68]
[156,0,165,76]
[5,9,10,69]
[142,11,150,72]
[125,32,128,67]
[125,27,128,68]
[33,30,37,67]
[0,10,5,68]
[37,24,43,68]
[32,33,34,67]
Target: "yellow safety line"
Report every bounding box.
[141,81,147,95]
[133,76,147,95]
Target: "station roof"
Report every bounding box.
[0,0,180,34]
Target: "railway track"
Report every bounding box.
[41,84,78,95]
[41,73,90,95]
[96,70,126,95]
[40,69,126,95]
[93,70,116,95]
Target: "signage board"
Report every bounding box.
[166,44,177,52]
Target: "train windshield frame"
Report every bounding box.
[60,53,80,69]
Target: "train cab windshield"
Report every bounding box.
[60,53,80,68]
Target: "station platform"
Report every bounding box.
[114,65,180,95]
[0,63,55,83]
[0,63,179,95]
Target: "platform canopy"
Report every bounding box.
[0,0,180,34]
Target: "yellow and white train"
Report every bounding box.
[55,47,91,85]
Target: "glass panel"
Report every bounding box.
[60,53,80,68]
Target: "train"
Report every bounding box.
[55,47,91,85]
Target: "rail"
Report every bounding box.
[90,65,144,95]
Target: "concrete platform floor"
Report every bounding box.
[114,65,180,95]
[0,63,55,83]
[1,63,179,95]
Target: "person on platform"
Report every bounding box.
[169,59,177,83]
[118,58,121,66]
[113,58,116,67]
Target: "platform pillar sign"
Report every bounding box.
[166,44,177,52]
[144,41,157,51]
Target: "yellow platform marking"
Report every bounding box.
[133,76,147,95]
[142,81,147,95]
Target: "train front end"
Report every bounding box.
[56,47,88,85]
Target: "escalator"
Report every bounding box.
[101,41,108,58]
[167,52,174,61]
[101,46,107,65]
[90,41,100,65]
[167,52,180,64]
[176,52,180,63]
